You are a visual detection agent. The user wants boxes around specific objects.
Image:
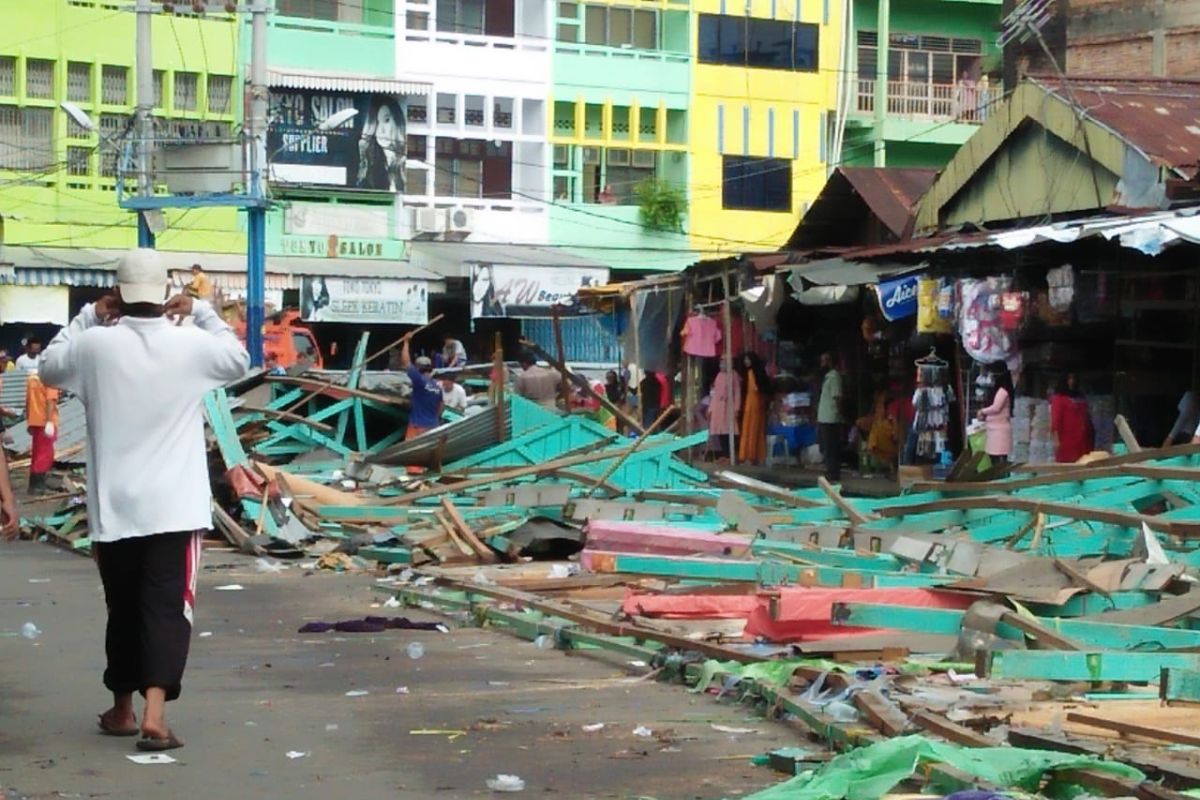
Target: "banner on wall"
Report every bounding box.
[299,277,427,324]
[874,275,919,321]
[0,286,68,326]
[470,264,609,319]
[268,88,406,192]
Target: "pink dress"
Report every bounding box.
[682,315,722,357]
[978,387,1012,457]
[708,371,742,436]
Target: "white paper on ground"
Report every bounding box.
[127,753,177,765]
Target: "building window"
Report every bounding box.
[856,31,986,118]
[0,57,15,96]
[494,97,513,129]
[0,106,53,170]
[436,93,456,124]
[407,9,430,29]
[405,135,428,194]
[436,0,514,37]
[67,62,92,102]
[407,96,428,123]
[435,137,511,198]
[465,94,485,127]
[99,113,125,177]
[277,0,339,20]
[153,69,165,109]
[101,65,128,105]
[26,59,55,99]
[581,5,656,49]
[67,145,91,176]
[698,15,819,71]
[722,155,791,211]
[174,71,199,111]
[207,74,233,114]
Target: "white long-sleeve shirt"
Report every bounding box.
[40,301,249,542]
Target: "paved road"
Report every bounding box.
[0,541,793,799]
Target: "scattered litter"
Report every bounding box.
[198,631,213,638]
[383,596,402,608]
[628,660,648,668]
[299,617,445,634]
[285,751,309,760]
[127,753,176,765]
[485,774,526,792]
[533,635,553,649]
[27,578,50,584]
[325,724,339,731]
[711,724,760,734]
[410,729,467,740]
[345,690,369,697]
[20,622,41,640]
[406,642,425,660]
[582,723,606,733]
[548,563,579,579]
[254,558,286,573]
[632,726,653,738]
[488,681,511,687]
[214,584,244,592]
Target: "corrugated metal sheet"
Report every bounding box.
[367,408,499,467]
[7,395,88,465]
[1038,77,1200,178]
[788,168,937,249]
[521,317,621,365]
[267,68,431,96]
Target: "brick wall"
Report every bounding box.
[1067,36,1155,77]
[1165,30,1200,77]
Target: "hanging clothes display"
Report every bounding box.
[707,366,742,457]
[958,277,1017,364]
[911,351,954,463]
[681,308,722,357]
[917,278,953,334]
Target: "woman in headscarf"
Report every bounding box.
[736,352,770,465]
[1051,372,1093,463]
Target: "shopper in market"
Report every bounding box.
[977,362,1014,465]
[737,352,771,466]
[816,352,843,480]
[706,360,741,462]
[1050,372,1094,463]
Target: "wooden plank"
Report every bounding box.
[586,405,676,497]
[910,710,1000,747]
[853,690,909,737]
[1065,712,1200,747]
[1115,414,1143,453]
[1161,667,1200,705]
[1078,590,1200,626]
[434,510,475,558]
[818,476,878,524]
[875,493,1200,538]
[439,498,499,563]
[1010,728,1200,791]
[998,610,1081,651]
[519,337,644,434]
[711,470,824,508]
[265,375,408,406]
[989,651,1200,682]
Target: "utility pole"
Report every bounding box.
[872,0,889,168]
[135,0,155,247]
[246,1,269,368]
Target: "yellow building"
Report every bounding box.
[688,0,844,253]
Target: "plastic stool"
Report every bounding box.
[765,434,791,467]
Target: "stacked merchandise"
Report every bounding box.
[1011,396,1035,464]
[1089,395,1115,452]
[912,354,954,464]
[1028,400,1054,464]
[777,392,812,427]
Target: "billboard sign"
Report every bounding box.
[470,263,609,319]
[268,88,406,192]
[299,277,427,324]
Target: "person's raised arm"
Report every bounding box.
[40,295,114,395]
[400,339,413,370]
[165,295,249,385]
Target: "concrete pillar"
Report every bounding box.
[873,0,889,167]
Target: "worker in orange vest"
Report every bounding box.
[26,372,59,495]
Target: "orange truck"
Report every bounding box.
[233,309,324,370]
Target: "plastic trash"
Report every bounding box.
[485,774,525,792]
[581,723,605,733]
[632,725,653,737]
[285,751,309,759]
[533,635,553,649]
[20,622,41,640]
[383,596,402,608]
[255,558,285,574]
[344,690,369,697]
[824,701,860,723]
[406,642,425,660]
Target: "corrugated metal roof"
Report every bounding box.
[841,168,938,239]
[6,395,88,465]
[267,68,432,96]
[1036,77,1200,178]
[789,168,938,250]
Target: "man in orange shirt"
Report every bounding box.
[26,372,59,495]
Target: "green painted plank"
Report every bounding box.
[592,552,945,588]
[836,603,1200,651]
[1161,668,1200,704]
[358,545,412,564]
[751,539,904,572]
[990,651,1200,682]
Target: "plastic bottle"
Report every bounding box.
[20,622,41,640]
[824,700,859,723]
[406,642,424,660]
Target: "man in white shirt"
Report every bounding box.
[440,375,468,412]
[14,339,42,374]
[441,335,467,368]
[40,248,248,752]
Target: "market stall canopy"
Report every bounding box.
[408,241,605,279]
[787,167,937,250]
[785,258,926,287]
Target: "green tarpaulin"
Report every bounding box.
[737,735,1143,800]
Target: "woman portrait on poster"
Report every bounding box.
[356,98,405,192]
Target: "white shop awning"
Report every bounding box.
[267,68,432,96]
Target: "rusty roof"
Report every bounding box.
[787,167,937,249]
[1036,76,1200,178]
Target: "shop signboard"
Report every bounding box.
[276,234,406,261]
[268,88,406,192]
[300,277,427,324]
[470,263,609,319]
[875,274,919,321]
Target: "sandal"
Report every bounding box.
[97,712,139,737]
[136,731,184,751]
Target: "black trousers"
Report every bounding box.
[819,423,843,482]
[94,532,202,702]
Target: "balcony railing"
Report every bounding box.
[856,79,998,123]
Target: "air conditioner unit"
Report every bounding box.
[631,149,656,168]
[414,206,442,234]
[607,148,631,166]
[445,206,475,234]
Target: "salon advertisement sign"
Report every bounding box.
[875,275,919,321]
[267,88,406,192]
